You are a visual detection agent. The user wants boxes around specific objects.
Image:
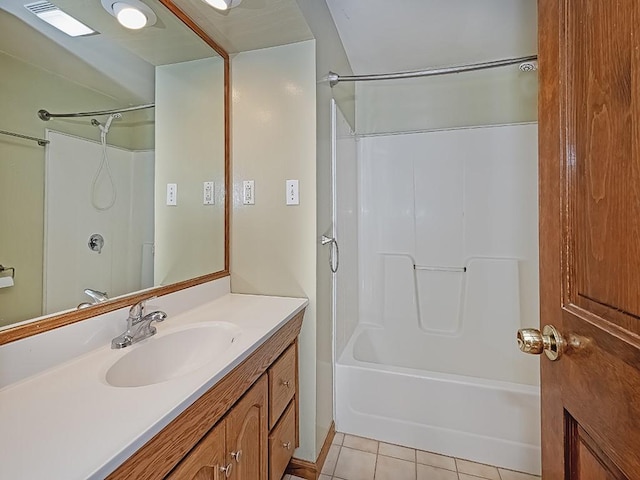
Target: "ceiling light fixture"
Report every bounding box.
[101,0,157,30]
[202,0,243,11]
[25,1,96,37]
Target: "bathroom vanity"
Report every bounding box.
[111,310,303,480]
[0,283,307,480]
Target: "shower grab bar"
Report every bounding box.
[37,103,155,121]
[414,265,466,273]
[0,129,49,146]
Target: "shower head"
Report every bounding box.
[519,60,538,72]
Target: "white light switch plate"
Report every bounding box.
[203,181,214,205]
[166,183,177,206]
[286,179,299,205]
[243,180,255,205]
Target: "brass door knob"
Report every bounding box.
[517,324,566,361]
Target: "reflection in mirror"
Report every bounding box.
[0,0,226,329]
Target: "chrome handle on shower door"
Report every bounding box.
[321,235,339,273]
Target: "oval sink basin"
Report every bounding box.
[105,322,241,388]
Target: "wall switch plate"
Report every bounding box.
[286,179,299,205]
[243,180,255,205]
[166,183,177,206]
[203,181,214,205]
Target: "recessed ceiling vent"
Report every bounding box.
[24,1,96,37]
[24,1,56,15]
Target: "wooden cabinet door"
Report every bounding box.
[166,421,226,480]
[538,0,640,477]
[225,375,268,480]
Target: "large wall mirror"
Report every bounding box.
[0,0,229,343]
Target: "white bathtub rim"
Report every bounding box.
[338,325,540,394]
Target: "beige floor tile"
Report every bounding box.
[417,464,459,480]
[498,469,541,480]
[456,459,500,480]
[333,432,345,445]
[378,442,416,462]
[459,475,487,480]
[343,434,379,454]
[416,450,457,471]
[334,446,377,480]
[375,455,416,480]
[321,444,341,475]
[319,475,332,480]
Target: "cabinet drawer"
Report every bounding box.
[268,401,296,480]
[268,344,296,428]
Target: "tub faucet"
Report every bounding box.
[111,298,167,349]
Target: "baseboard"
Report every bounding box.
[286,421,335,480]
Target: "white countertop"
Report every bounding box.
[0,293,307,480]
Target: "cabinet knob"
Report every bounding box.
[231,450,243,463]
[282,380,291,388]
[220,463,233,478]
[282,441,292,450]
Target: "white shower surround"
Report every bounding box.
[44,130,154,314]
[334,123,541,474]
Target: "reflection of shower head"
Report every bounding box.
[93,113,122,135]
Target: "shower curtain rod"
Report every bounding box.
[37,103,155,121]
[326,55,538,87]
[0,129,49,146]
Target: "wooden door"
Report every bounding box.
[166,421,226,480]
[225,375,268,480]
[537,0,640,477]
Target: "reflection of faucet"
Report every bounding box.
[111,298,167,349]
[77,288,109,309]
[85,288,108,302]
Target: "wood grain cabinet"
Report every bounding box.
[267,344,298,480]
[107,310,304,480]
[168,376,268,480]
[165,421,226,480]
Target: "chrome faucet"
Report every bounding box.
[111,298,167,349]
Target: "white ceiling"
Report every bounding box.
[3,0,538,106]
[172,0,313,53]
[325,0,537,74]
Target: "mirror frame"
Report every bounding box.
[0,0,230,346]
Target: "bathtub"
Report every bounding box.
[335,326,541,475]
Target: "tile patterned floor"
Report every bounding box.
[282,433,541,480]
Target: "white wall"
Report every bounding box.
[356,69,538,135]
[44,131,153,313]
[294,0,356,455]
[155,57,225,286]
[230,41,318,461]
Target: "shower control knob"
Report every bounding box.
[88,233,104,254]
[517,325,566,361]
